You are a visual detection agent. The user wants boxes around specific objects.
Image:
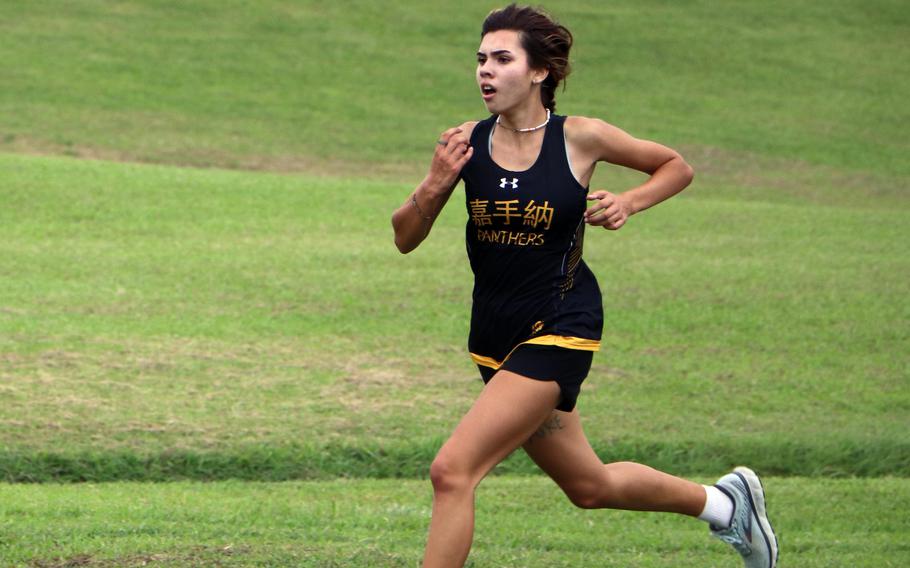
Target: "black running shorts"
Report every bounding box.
[477,344,593,412]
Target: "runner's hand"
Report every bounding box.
[584,190,632,230]
[427,127,473,194]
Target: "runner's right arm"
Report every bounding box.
[392,125,474,254]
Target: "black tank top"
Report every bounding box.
[460,114,603,369]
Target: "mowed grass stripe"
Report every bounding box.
[0,1,907,177]
[1,153,907,480]
[1,476,908,567]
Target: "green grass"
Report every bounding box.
[0,1,907,177]
[2,476,909,567]
[1,151,907,480]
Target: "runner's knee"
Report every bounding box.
[563,480,607,509]
[429,454,473,495]
[565,463,645,508]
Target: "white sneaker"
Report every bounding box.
[710,466,779,568]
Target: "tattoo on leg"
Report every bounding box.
[528,413,564,443]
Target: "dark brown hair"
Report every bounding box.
[482,4,573,112]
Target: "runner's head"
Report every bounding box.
[479,4,573,113]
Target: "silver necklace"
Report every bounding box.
[496,109,550,133]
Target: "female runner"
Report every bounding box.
[391,5,778,568]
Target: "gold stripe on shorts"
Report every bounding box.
[470,335,601,370]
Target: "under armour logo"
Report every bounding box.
[499,177,519,189]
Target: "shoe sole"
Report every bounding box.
[734,466,779,568]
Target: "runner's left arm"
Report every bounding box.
[570,118,694,231]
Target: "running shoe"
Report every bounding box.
[710,466,779,568]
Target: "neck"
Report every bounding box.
[497,104,549,132]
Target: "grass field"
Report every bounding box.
[3,477,909,567]
[1,0,908,566]
[1,152,907,482]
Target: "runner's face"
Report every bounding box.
[476,30,543,114]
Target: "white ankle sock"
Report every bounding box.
[698,485,734,528]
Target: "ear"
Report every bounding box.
[532,67,549,86]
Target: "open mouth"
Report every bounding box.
[481,84,496,98]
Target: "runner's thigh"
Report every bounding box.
[522,409,606,492]
[437,370,560,481]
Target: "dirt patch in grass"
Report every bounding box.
[2,336,476,451]
[323,353,474,411]
[0,337,341,450]
[28,545,249,568]
[3,336,322,378]
[309,353,476,440]
[336,353,462,388]
[1,134,422,182]
[8,134,905,208]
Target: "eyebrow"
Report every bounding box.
[476,49,513,57]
